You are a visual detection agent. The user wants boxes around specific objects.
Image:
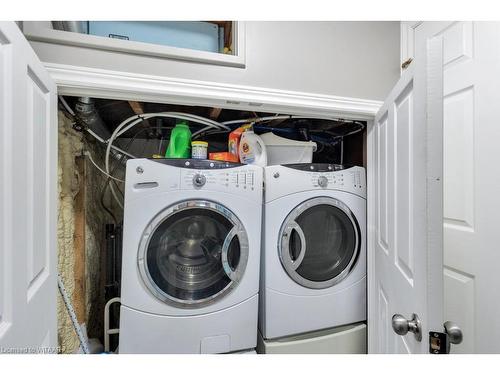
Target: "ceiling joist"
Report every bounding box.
[209,107,223,120]
[128,101,154,136]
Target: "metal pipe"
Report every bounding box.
[52,21,86,34]
[53,23,110,140]
[104,297,121,353]
[340,137,344,165]
[75,97,110,140]
[105,224,116,299]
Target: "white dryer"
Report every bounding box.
[259,164,366,340]
[119,158,263,353]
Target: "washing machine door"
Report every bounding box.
[279,197,360,289]
[137,200,249,308]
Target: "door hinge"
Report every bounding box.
[401,58,413,70]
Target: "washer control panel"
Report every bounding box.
[180,167,261,196]
[125,159,262,201]
[192,173,206,187]
[151,158,242,169]
[317,175,329,188]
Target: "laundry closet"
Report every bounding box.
[55,95,367,353]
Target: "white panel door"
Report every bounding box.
[0,22,57,353]
[368,34,443,353]
[416,21,500,354]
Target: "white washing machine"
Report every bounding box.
[119,158,263,353]
[259,163,366,341]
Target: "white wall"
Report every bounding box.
[27,21,400,101]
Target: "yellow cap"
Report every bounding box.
[192,141,208,146]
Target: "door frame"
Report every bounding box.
[46,62,382,120]
[47,61,382,346]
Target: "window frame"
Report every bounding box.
[22,21,246,68]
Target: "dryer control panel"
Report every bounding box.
[265,164,366,203]
[308,169,364,191]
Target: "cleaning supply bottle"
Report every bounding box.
[165,121,191,158]
[239,130,268,167]
[228,124,252,162]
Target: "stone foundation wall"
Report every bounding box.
[57,111,123,353]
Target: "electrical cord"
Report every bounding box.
[86,127,136,159]
[101,125,171,209]
[221,115,366,134]
[104,112,230,208]
[60,96,124,222]
[221,115,327,126]
[114,112,229,139]
[82,136,121,225]
[100,143,131,221]
[100,181,118,226]
[70,102,366,209]
[84,151,125,183]
[59,95,76,116]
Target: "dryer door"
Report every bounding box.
[138,200,249,308]
[279,197,361,289]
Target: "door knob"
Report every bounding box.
[444,321,463,345]
[429,321,463,354]
[392,313,422,342]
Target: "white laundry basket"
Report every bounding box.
[260,132,317,165]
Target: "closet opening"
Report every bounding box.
[56,95,367,353]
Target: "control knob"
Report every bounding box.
[193,173,206,187]
[318,175,328,188]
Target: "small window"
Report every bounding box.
[23,21,245,67]
[54,21,235,55]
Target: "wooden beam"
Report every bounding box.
[128,100,145,115]
[73,156,86,324]
[209,107,223,120]
[128,101,152,135]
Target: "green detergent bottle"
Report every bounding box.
[165,121,192,158]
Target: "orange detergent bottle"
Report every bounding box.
[228,124,252,162]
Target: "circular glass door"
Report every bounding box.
[138,200,248,308]
[279,197,360,289]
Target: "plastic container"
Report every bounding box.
[209,152,239,162]
[260,132,317,165]
[238,130,267,167]
[165,121,191,158]
[191,141,208,159]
